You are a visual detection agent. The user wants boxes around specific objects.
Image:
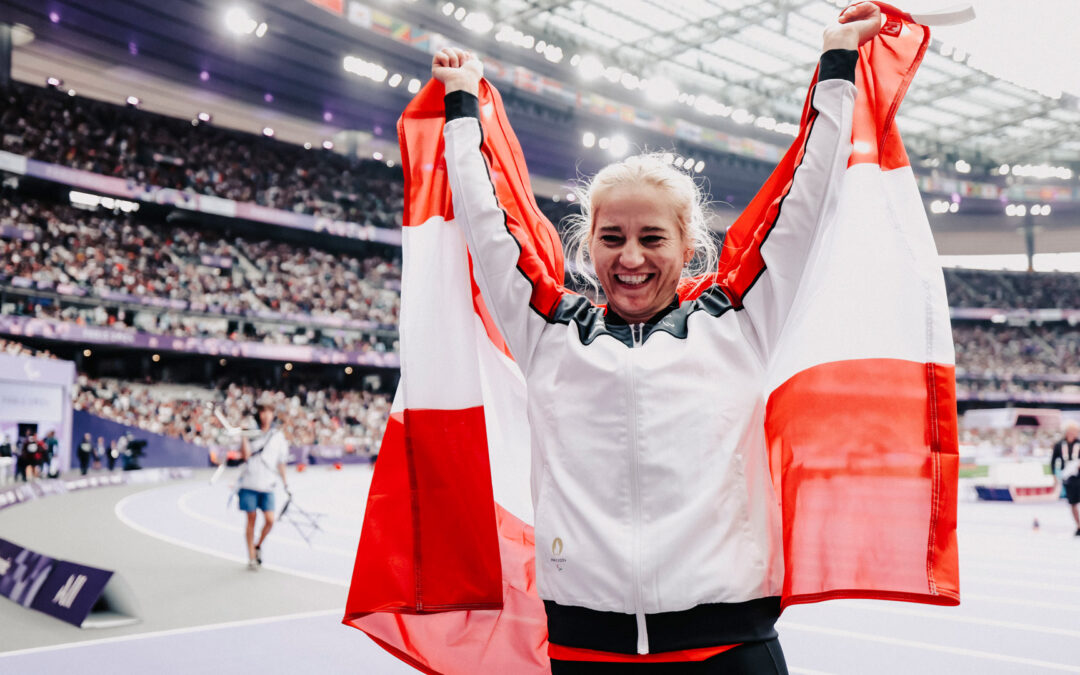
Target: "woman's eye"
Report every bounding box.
[600,235,622,244]
[641,236,663,244]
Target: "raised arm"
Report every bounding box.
[736,3,882,358]
[434,48,551,371]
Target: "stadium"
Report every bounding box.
[0,0,1077,673]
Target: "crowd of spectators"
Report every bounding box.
[1,83,404,225]
[0,193,401,330]
[945,268,1080,309]
[73,375,391,455]
[959,426,1061,460]
[952,323,1080,377]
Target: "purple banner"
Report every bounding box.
[3,278,394,333]
[0,224,36,241]
[19,155,402,246]
[0,538,55,608]
[0,469,190,512]
[30,559,114,627]
[199,254,234,269]
[0,315,400,367]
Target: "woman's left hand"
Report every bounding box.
[823,2,883,51]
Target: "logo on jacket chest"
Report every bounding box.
[549,537,567,571]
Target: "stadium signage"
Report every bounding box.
[0,537,119,627]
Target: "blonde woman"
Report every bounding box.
[431,3,883,671]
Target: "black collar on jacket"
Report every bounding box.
[604,295,681,326]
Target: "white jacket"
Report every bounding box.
[442,51,857,654]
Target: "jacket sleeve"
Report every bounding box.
[442,92,549,372]
[738,50,858,360]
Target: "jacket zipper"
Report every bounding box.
[627,323,648,653]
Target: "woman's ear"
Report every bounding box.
[683,245,694,265]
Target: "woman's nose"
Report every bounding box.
[619,244,645,268]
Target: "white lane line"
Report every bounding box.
[963,575,1080,593]
[114,493,348,587]
[0,608,342,659]
[842,601,1080,637]
[790,668,834,675]
[778,622,1080,672]
[177,489,356,557]
[963,593,1080,613]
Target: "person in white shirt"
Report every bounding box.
[237,402,290,570]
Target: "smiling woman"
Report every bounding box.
[562,153,718,322]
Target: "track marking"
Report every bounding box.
[114,493,348,587]
[778,622,1080,672]
[963,575,1080,593]
[176,489,356,557]
[0,608,342,659]
[963,593,1080,613]
[842,601,1080,637]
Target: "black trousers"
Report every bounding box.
[550,638,788,674]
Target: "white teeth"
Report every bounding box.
[616,273,649,285]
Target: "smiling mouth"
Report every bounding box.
[615,273,654,287]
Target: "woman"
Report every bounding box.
[431,3,883,672]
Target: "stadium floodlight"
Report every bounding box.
[1043,204,1052,216]
[224,7,258,35]
[407,78,421,94]
[570,54,581,67]
[694,160,705,173]
[463,11,493,33]
[566,193,577,202]
[644,76,678,105]
[373,151,384,160]
[604,66,621,83]
[67,89,76,97]
[1005,204,1017,217]
[955,159,971,174]
[83,349,91,357]
[620,72,640,90]
[755,116,777,131]
[387,160,396,167]
[662,153,674,165]
[388,73,402,87]
[303,142,312,149]
[198,112,212,122]
[608,135,629,157]
[200,70,210,82]
[441,2,454,16]
[544,45,563,63]
[521,35,535,49]
[582,132,596,148]
[345,366,354,375]
[285,363,293,371]
[949,202,959,213]
[598,137,610,150]
[577,55,604,81]
[262,127,274,137]
[254,22,268,38]
[126,96,140,106]
[453,7,467,21]
[998,163,1010,175]
[46,76,62,87]
[49,11,59,23]
[152,354,161,362]
[322,140,334,150]
[1016,204,1027,217]
[731,109,753,125]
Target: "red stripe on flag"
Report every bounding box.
[346,407,502,613]
[765,359,959,608]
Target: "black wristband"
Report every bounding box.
[445,90,480,120]
[819,49,858,83]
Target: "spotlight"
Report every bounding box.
[46,76,62,88]
[577,55,604,81]
[262,127,274,137]
[387,160,396,167]
[254,22,268,38]
[582,131,596,148]
[644,76,678,105]
[152,354,161,363]
[954,159,971,174]
[303,142,312,149]
[948,202,958,213]
[83,349,92,357]
[998,163,1010,175]
[200,70,210,82]
[323,111,333,122]
[284,362,293,371]
[126,96,141,107]
[198,112,212,122]
[345,366,354,375]
[224,7,258,35]
[598,137,610,150]
[453,7,466,21]
[219,359,227,366]
[67,89,76,97]
[49,11,60,23]
[694,160,705,173]
[407,78,421,94]
[441,2,455,16]
[388,73,402,87]
[608,135,629,156]
[462,12,493,33]
[1016,204,1026,217]
[1005,204,1017,217]
[373,151,384,160]
[264,92,274,103]
[322,140,334,150]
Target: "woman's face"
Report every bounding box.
[589,183,693,324]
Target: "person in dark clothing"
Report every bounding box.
[44,431,59,478]
[1050,422,1080,535]
[77,433,94,476]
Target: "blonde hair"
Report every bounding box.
[563,153,718,296]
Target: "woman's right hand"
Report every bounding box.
[431,47,483,96]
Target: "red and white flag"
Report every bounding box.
[344,3,967,672]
